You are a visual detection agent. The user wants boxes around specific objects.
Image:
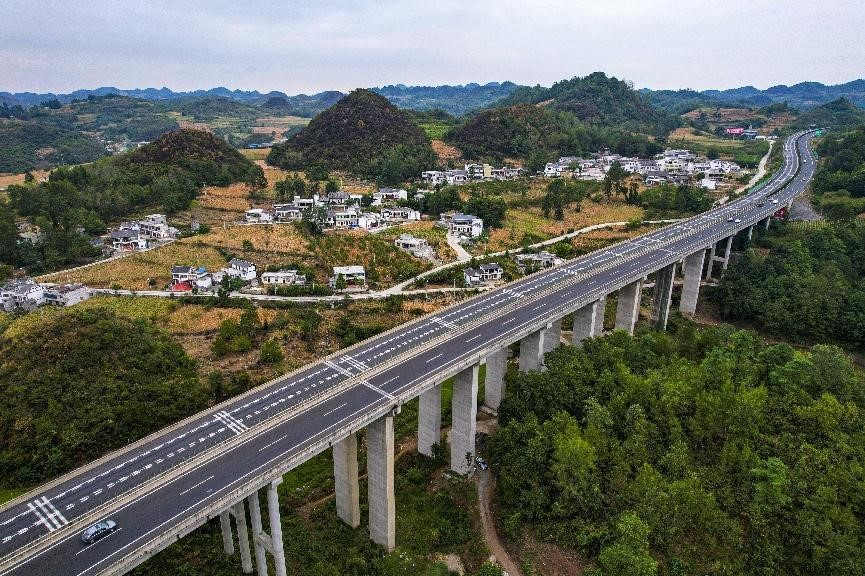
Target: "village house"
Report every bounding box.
[273,204,303,221]
[421,170,447,186]
[244,208,274,223]
[43,284,92,307]
[138,214,178,239]
[330,265,366,290]
[445,170,469,185]
[111,228,147,251]
[381,206,421,222]
[0,278,45,311]
[223,258,257,282]
[293,194,321,209]
[261,270,306,285]
[171,265,213,290]
[515,251,563,273]
[439,212,484,238]
[463,263,504,286]
[325,191,351,206]
[393,233,435,260]
[371,188,408,206]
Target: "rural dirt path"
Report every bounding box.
[476,469,522,576]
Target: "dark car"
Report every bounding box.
[80,519,117,544]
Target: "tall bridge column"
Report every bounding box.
[333,432,361,527]
[483,347,508,412]
[367,413,395,551]
[652,264,675,331]
[705,242,716,280]
[219,510,234,555]
[519,328,545,372]
[719,235,733,273]
[762,216,771,230]
[680,249,706,315]
[246,492,268,576]
[418,384,441,457]
[266,480,287,576]
[747,225,754,242]
[450,363,479,475]
[572,300,599,344]
[615,280,642,334]
[543,319,562,354]
[231,501,253,574]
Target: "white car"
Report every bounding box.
[734,218,742,223]
[771,198,779,204]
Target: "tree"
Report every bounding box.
[324,179,340,194]
[595,513,658,576]
[603,160,627,200]
[465,194,507,229]
[259,338,284,364]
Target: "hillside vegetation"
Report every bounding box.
[267,89,437,183]
[809,125,865,218]
[713,221,865,348]
[3,129,264,272]
[495,72,680,137]
[794,98,865,130]
[491,321,865,575]
[0,308,204,489]
[447,104,662,167]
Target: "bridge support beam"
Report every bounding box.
[266,480,287,576]
[219,510,234,555]
[451,364,479,475]
[483,347,508,412]
[543,319,562,354]
[231,501,253,574]
[519,329,545,372]
[747,225,754,242]
[573,296,606,343]
[418,385,441,457]
[652,264,675,331]
[720,235,733,273]
[367,413,395,551]
[247,492,268,576]
[680,249,706,315]
[615,280,642,335]
[333,432,361,527]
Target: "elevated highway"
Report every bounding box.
[0,130,817,576]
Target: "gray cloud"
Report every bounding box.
[2,0,864,93]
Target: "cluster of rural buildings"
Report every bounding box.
[461,250,563,288]
[0,278,91,312]
[243,188,421,232]
[421,163,524,186]
[169,258,371,294]
[543,148,743,191]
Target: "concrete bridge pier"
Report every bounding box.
[543,319,562,354]
[418,385,441,457]
[719,235,733,273]
[615,280,642,334]
[367,413,395,551]
[680,249,706,315]
[333,432,361,527]
[228,501,253,574]
[450,364,479,475]
[747,225,754,242]
[651,264,675,331]
[483,347,508,412]
[762,216,771,230]
[705,241,716,280]
[572,296,606,344]
[219,510,234,555]
[519,328,545,372]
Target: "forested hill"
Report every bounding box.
[266,89,436,182]
[794,98,865,130]
[371,82,519,116]
[494,72,680,137]
[3,129,264,272]
[445,104,662,167]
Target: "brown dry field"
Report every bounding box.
[0,170,49,189]
[473,201,644,254]
[432,139,462,163]
[38,242,227,290]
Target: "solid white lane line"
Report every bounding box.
[178,475,215,497]
[425,353,443,364]
[74,529,122,556]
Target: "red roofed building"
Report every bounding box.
[726,127,745,136]
[171,281,193,292]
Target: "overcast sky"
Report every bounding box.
[3,0,864,94]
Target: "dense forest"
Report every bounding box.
[810,125,865,218]
[446,105,662,169]
[0,308,206,488]
[495,72,681,138]
[267,89,437,184]
[2,129,264,272]
[490,320,865,575]
[712,221,865,349]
